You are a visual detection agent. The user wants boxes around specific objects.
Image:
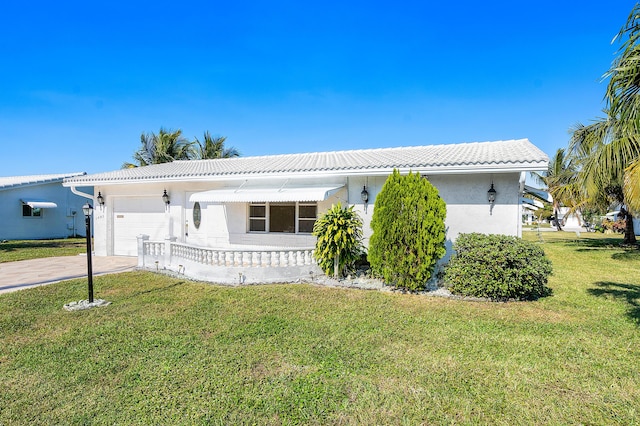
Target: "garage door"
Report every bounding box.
[113,197,167,256]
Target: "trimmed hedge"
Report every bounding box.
[444,233,552,300]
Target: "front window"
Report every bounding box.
[298,204,317,233]
[270,203,296,233]
[249,202,317,233]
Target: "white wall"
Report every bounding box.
[91,173,523,257]
[0,182,92,240]
[349,173,521,254]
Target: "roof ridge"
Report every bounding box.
[177,139,530,163]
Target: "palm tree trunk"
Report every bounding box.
[333,254,340,278]
[553,206,563,231]
[623,210,637,245]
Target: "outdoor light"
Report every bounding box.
[487,183,497,204]
[82,203,94,303]
[162,189,170,206]
[82,202,93,217]
[96,192,104,207]
[360,186,369,203]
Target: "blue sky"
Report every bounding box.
[0,1,636,175]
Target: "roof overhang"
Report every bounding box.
[65,164,549,187]
[523,185,552,203]
[189,184,345,203]
[21,199,58,209]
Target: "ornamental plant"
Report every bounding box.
[368,170,447,290]
[313,203,364,278]
[443,233,553,300]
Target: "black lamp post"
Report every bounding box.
[82,203,94,303]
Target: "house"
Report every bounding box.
[0,172,91,240]
[63,139,548,284]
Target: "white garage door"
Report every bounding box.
[113,197,167,256]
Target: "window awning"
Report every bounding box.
[21,200,58,209]
[189,184,345,203]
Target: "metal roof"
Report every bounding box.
[63,139,548,186]
[0,172,86,191]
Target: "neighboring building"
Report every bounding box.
[63,139,548,284]
[0,173,90,240]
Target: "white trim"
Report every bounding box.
[70,186,94,200]
[64,165,549,187]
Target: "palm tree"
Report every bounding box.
[606,4,640,214]
[532,148,578,231]
[194,131,240,159]
[567,4,640,245]
[569,115,638,244]
[123,128,194,168]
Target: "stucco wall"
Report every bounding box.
[0,183,92,240]
[349,173,522,254]
[91,173,522,257]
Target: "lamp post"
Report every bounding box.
[82,203,94,303]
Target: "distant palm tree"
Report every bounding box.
[532,148,577,231]
[123,128,194,168]
[194,131,240,159]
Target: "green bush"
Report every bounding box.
[368,170,447,290]
[443,233,552,300]
[313,203,364,278]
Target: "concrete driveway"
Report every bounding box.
[0,255,138,295]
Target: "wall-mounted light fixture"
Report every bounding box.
[360,186,369,203]
[162,189,170,207]
[487,183,497,204]
[96,192,105,207]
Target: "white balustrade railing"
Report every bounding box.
[168,242,315,268]
[139,238,316,268]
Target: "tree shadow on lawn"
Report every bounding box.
[550,237,640,259]
[118,281,186,301]
[0,239,85,251]
[588,281,640,326]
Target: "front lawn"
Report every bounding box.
[0,238,86,263]
[1,232,639,424]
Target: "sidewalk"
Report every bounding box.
[0,255,138,295]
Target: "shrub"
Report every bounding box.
[368,170,447,290]
[443,233,552,300]
[602,218,626,233]
[313,203,364,278]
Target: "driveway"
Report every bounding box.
[0,255,138,295]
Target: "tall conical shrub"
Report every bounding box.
[369,170,447,290]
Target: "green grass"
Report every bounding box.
[0,238,86,263]
[1,232,639,424]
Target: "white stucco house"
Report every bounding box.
[0,172,92,240]
[63,139,548,284]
